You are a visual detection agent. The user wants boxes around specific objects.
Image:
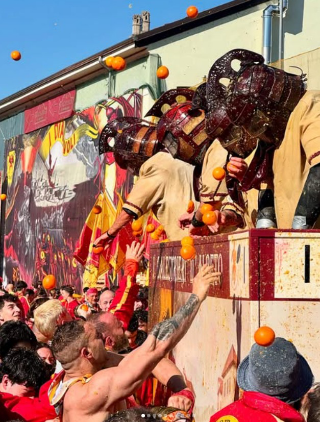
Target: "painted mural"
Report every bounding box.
[3,91,142,291]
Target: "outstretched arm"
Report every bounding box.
[94,209,134,250]
[86,265,219,411]
[106,265,218,405]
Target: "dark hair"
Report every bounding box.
[26,297,49,320]
[0,348,50,392]
[61,285,73,296]
[83,287,89,294]
[100,287,112,294]
[134,309,148,323]
[26,289,35,296]
[15,281,28,291]
[0,320,37,359]
[35,342,56,375]
[307,384,320,422]
[37,288,48,298]
[105,408,162,422]
[0,294,18,311]
[127,314,139,333]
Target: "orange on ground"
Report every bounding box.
[186,6,199,18]
[132,229,143,237]
[93,245,104,254]
[11,50,21,61]
[254,326,275,347]
[227,162,238,173]
[93,205,102,214]
[0,194,6,200]
[202,211,217,225]
[150,232,159,241]
[112,56,126,71]
[200,203,214,214]
[156,66,169,79]
[146,224,155,233]
[212,167,226,181]
[180,244,196,260]
[42,274,56,290]
[187,200,195,213]
[181,236,194,247]
[105,56,114,67]
[132,219,142,231]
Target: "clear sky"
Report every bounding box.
[0,0,230,100]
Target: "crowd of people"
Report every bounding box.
[2,46,320,422]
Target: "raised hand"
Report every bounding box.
[192,264,221,302]
[126,241,145,263]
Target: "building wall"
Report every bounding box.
[148,0,319,89]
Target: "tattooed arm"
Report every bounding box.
[91,265,220,410]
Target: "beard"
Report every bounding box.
[113,334,129,352]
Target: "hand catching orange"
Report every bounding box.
[92,245,104,254]
[227,162,238,173]
[254,326,275,347]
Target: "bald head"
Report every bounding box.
[87,312,128,352]
[99,290,115,312]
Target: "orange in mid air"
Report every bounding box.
[92,245,104,254]
[132,219,142,231]
[146,224,155,233]
[186,200,195,213]
[92,205,102,214]
[11,50,21,61]
[105,56,114,67]
[202,211,217,226]
[186,6,199,18]
[212,167,226,181]
[42,274,56,290]
[180,244,196,260]
[254,326,275,347]
[181,236,194,247]
[200,203,214,214]
[112,56,126,71]
[0,194,6,200]
[157,66,169,79]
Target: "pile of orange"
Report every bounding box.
[157,66,169,79]
[254,326,275,347]
[105,56,126,71]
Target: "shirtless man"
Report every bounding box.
[50,264,219,421]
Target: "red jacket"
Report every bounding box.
[62,298,79,319]
[0,381,56,422]
[210,392,305,422]
[108,259,140,330]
